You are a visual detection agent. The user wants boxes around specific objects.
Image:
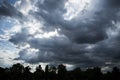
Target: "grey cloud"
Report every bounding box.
[0,0,23,18]
[31,0,67,28]
[106,0,120,8]
[93,37,120,61]
[36,0,67,12]
[31,0,119,44]
[9,28,30,45]
[88,27,120,66]
[15,34,106,67]
[8,0,120,68]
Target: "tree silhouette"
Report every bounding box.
[72,68,82,80]
[10,63,24,80]
[45,65,49,80]
[23,66,32,80]
[0,67,5,79]
[34,65,45,80]
[85,67,103,80]
[49,66,57,80]
[0,63,120,80]
[111,67,120,80]
[57,64,67,80]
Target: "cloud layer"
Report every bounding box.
[0,0,120,68]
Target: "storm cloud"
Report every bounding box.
[0,0,120,68]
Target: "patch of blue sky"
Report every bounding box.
[0,40,17,52]
[0,18,17,34]
[0,0,17,6]
[7,0,18,4]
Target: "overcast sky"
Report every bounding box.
[0,0,120,71]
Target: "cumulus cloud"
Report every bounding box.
[0,0,120,69]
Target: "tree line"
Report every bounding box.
[0,63,120,80]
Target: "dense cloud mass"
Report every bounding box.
[0,0,120,69]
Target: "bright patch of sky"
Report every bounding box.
[14,0,33,15]
[0,17,18,34]
[63,0,92,20]
[0,40,19,67]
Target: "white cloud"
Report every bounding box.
[101,66,112,73]
[63,0,92,20]
[0,47,19,67]
[14,0,33,15]
[106,21,120,38]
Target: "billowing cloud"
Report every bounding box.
[0,0,120,69]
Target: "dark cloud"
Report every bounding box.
[7,0,120,68]
[107,0,120,8]
[9,28,30,45]
[31,0,119,44]
[93,36,120,61]
[31,0,67,28]
[0,0,23,18]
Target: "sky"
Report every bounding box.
[0,0,120,71]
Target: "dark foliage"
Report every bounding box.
[0,63,120,80]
